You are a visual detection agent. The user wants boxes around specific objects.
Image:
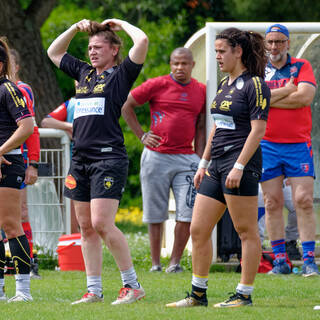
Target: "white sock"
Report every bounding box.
[120,267,139,289]
[192,274,208,290]
[87,275,102,297]
[236,283,253,296]
[0,278,4,294]
[15,274,31,297]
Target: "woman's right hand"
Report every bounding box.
[194,168,206,190]
[75,19,92,32]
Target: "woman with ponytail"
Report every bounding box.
[166,28,270,308]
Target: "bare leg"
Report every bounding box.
[169,221,190,265]
[261,176,285,241]
[191,194,226,276]
[148,223,163,266]
[226,194,261,285]
[91,198,133,271]
[73,200,102,276]
[290,176,316,242]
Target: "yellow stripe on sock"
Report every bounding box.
[192,273,209,279]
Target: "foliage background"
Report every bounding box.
[14,0,320,208]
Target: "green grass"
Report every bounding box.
[3,231,320,319]
[3,269,320,320]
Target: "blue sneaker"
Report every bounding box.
[268,259,291,275]
[302,262,319,277]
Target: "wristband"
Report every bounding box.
[233,162,245,170]
[141,132,148,143]
[29,162,39,169]
[198,158,209,169]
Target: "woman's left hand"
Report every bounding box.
[225,168,243,189]
[102,19,124,31]
[0,156,12,180]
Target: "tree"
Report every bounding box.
[0,0,61,124]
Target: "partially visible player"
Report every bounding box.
[10,48,41,279]
[41,93,78,234]
[0,37,34,302]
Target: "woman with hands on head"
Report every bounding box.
[47,18,148,305]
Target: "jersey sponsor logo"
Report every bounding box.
[300,163,310,173]
[212,113,235,130]
[74,98,105,119]
[65,174,77,189]
[101,147,112,152]
[236,78,244,90]
[104,176,114,189]
[219,100,232,111]
[93,83,106,94]
[76,86,89,94]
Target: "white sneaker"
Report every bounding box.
[166,293,208,308]
[165,264,183,273]
[314,306,320,310]
[0,290,7,301]
[111,285,145,305]
[7,293,33,303]
[71,292,103,305]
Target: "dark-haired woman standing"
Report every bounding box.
[47,19,148,305]
[0,38,34,302]
[166,28,270,308]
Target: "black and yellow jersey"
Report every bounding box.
[210,72,270,159]
[0,78,31,147]
[60,53,143,161]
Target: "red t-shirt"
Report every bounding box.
[264,56,316,143]
[131,75,206,154]
[17,80,40,162]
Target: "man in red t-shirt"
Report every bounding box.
[260,24,318,276]
[122,47,206,273]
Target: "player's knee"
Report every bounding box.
[294,192,313,211]
[264,193,284,213]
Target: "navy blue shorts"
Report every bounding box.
[260,140,315,182]
[198,151,260,204]
[64,158,129,202]
[0,155,25,189]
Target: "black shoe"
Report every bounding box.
[285,240,301,261]
[30,261,41,279]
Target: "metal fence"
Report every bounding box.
[27,128,71,253]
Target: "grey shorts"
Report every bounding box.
[140,148,200,223]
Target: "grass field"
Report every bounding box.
[3,232,320,320]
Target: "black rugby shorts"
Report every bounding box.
[198,151,260,204]
[64,158,129,201]
[0,155,25,189]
